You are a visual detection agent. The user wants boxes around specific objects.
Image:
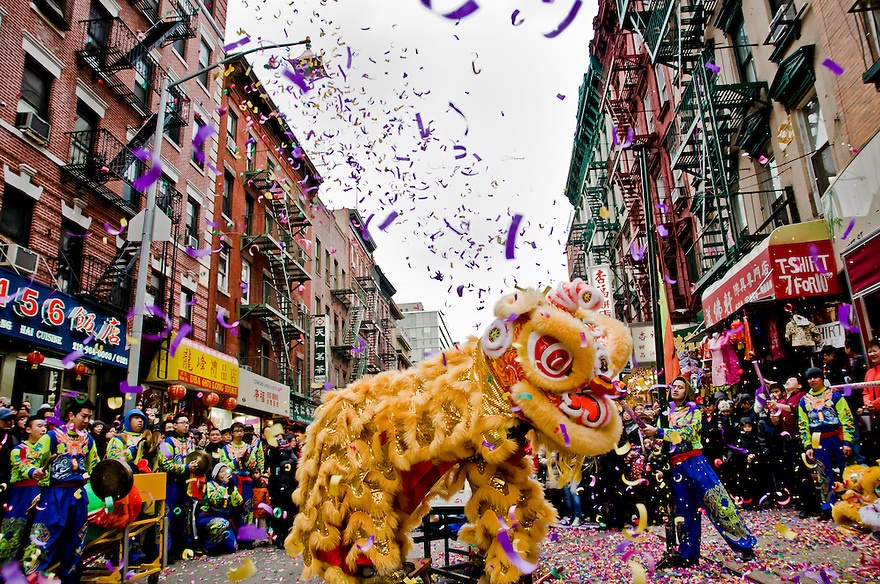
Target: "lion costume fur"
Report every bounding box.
[286,282,634,584]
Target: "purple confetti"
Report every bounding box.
[185,245,221,258]
[482,440,496,450]
[557,93,565,100]
[104,221,125,236]
[838,303,860,333]
[544,0,582,39]
[323,381,333,392]
[415,112,431,139]
[346,46,353,69]
[511,9,524,25]
[842,217,856,239]
[61,350,84,369]
[131,148,163,192]
[612,126,635,148]
[448,101,469,135]
[223,38,251,52]
[505,214,523,260]
[356,535,375,552]
[705,62,721,74]
[420,0,481,20]
[456,285,465,297]
[657,224,669,237]
[664,274,677,285]
[192,124,217,165]
[808,243,831,274]
[216,309,240,330]
[237,524,268,541]
[282,69,311,94]
[120,380,145,394]
[822,59,844,76]
[560,423,570,447]
[169,323,192,358]
[630,242,646,261]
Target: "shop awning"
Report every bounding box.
[769,45,815,109]
[842,226,880,298]
[146,334,238,396]
[702,221,843,327]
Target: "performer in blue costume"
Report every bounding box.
[0,416,46,562]
[197,463,244,556]
[158,412,199,561]
[798,367,855,518]
[644,377,756,566]
[22,399,99,584]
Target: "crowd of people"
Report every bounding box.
[537,336,880,562]
[0,398,304,583]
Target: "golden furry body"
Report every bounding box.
[288,284,633,584]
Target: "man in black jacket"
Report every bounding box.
[264,427,298,548]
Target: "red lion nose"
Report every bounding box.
[588,375,615,396]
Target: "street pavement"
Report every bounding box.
[157,508,880,583]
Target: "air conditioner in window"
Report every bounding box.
[185,234,200,249]
[14,112,51,146]
[241,364,253,372]
[0,244,39,275]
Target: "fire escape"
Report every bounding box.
[620,0,719,70]
[666,48,766,290]
[58,0,194,321]
[331,273,369,383]
[603,27,654,322]
[241,170,312,388]
[354,275,394,380]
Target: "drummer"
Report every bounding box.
[219,422,260,527]
[106,409,153,470]
[0,416,46,563]
[22,398,98,584]
[197,463,244,555]
[158,413,199,562]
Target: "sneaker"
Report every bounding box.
[571,518,581,527]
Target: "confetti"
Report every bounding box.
[544,0,583,38]
[842,217,856,239]
[822,58,844,76]
[705,61,721,73]
[227,558,256,582]
[505,214,523,260]
[612,126,635,148]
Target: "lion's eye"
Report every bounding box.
[526,332,572,380]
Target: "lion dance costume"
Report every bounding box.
[287,282,634,584]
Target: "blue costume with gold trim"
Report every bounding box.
[22,426,98,584]
[158,433,197,556]
[658,404,756,560]
[797,387,855,510]
[0,440,42,563]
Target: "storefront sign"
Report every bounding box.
[238,368,289,417]
[290,395,317,424]
[313,316,328,383]
[629,323,656,364]
[703,222,843,327]
[147,334,238,396]
[0,268,128,367]
[816,322,845,349]
[588,265,614,317]
[672,323,702,354]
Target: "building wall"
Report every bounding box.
[398,304,453,362]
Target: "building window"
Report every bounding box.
[156,175,176,214]
[315,239,322,274]
[732,17,758,83]
[222,171,233,218]
[0,186,33,247]
[214,314,226,352]
[146,271,165,308]
[191,116,206,168]
[172,36,186,59]
[57,220,85,294]
[185,197,199,247]
[295,356,303,394]
[802,95,837,197]
[69,101,99,167]
[266,157,276,177]
[325,250,330,282]
[226,111,237,151]
[198,40,211,87]
[246,138,256,172]
[218,245,229,293]
[180,288,194,326]
[244,195,254,234]
[860,4,880,63]
[86,2,111,49]
[260,338,271,377]
[241,261,251,304]
[133,56,153,112]
[656,65,668,105]
[333,259,339,287]
[203,0,215,15]
[238,327,250,364]
[19,56,52,118]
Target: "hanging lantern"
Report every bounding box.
[27,351,44,369]
[202,392,220,407]
[73,363,89,380]
[168,384,187,401]
[220,397,237,411]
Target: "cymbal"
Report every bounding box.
[90,459,134,501]
[264,424,285,448]
[185,450,212,476]
[141,429,158,456]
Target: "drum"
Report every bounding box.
[90,459,134,501]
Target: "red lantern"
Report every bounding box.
[220,397,237,411]
[168,384,187,401]
[73,363,89,380]
[27,351,44,369]
[202,392,220,407]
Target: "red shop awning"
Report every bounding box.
[702,221,843,327]
[842,226,880,299]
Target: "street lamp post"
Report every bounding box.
[123,38,319,413]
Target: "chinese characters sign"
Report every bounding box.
[0,268,128,367]
[238,368,289,417]
[629,324,656,364]
[290,395,317,424]
[588,265,614,317]
[313,316,328,383]
[147,334,238,395]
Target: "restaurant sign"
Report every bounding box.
[0,268,127,367]
[147,334,238,396]
[238,368,289,417]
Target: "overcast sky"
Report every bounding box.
[225,0,598,345]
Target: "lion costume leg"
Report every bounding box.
[458,458,556,584]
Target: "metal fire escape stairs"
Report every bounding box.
[241,171,312,388]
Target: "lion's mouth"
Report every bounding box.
[547,391,613,428]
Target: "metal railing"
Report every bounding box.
[49,253,133,312]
